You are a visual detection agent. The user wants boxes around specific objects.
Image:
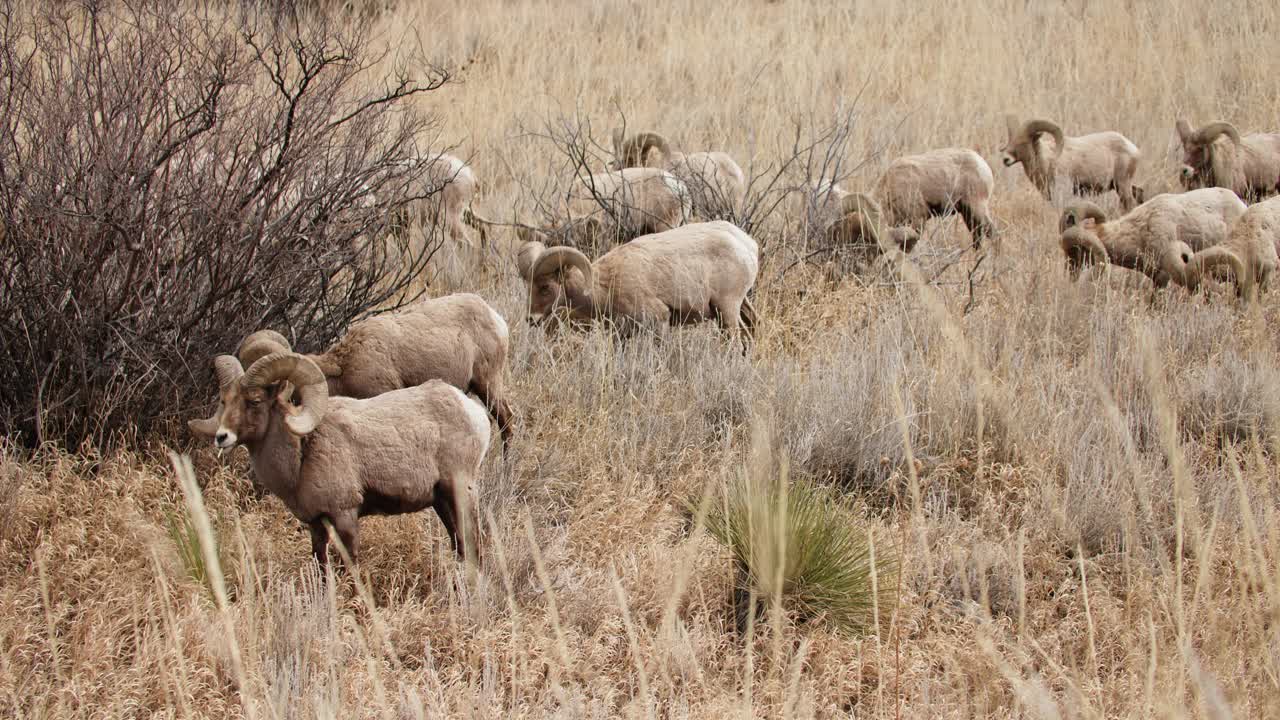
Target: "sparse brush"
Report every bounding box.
[702,425,897,634]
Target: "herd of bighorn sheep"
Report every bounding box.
[190,116,1280,569]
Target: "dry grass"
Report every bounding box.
[4,0,1280,716]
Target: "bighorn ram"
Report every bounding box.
[518,220,758,342]
[610,130,747,216]
[814,181,921,254]
[189,353,490,565]
[1184,195,1280,301]
[510,167,692,254]
[875,148,996,248]
[1058,187,1247,288]
[1001,116,1143,210]
[1176,120,1280,202]
[237,294,514,446]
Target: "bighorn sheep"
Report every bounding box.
[1183,195,1280,301]
[518,220,758,342]
[237,294,514,446]
[509,167,692,254]
[1058,187,1247,288]
[1176,120,1280,202]
[874,148,996,248]
[189,353,490,565]
[813,181,920,254]
[397,152,488,247]
[1001,116,1143,210]
[609,130,747,216]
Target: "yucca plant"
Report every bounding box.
[702,426,897,634]
[166,505,231,604]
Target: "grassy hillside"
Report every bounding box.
[3,0,1279,716]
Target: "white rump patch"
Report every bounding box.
[722,225,760,276]
[450,385,493,449]
[486,304,510,343]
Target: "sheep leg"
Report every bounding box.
[1114,176,1137,212]
[709,300,751,355]
[433,481,478,563]
[957,202,994,249]
[739,297,758,346]
[469,380,514,450]
[310,520,329,570]
[331,512,360,566]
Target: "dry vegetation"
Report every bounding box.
[4,0,1280,717]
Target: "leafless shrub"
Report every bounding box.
[0,0,450,446]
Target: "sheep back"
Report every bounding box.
[673,151,747,206]
[1060,132,1140,190]
[593,221,758,322]
[322,293,508,399]
[286,380,491,522]
[567,167,690,235]
[1124,188,1245,252]
[1228,195,1280,276]
[876,148,993,226]
[1241,134,1280,194]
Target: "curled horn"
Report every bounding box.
[620,132,672,167]
[838,191,884,220]
[529,245,593,287]
[1061,201,1108,230]
[1185,245,1247,294]
[188,355,244,438]
[1175,119,1193,143]
[1060,226,1109,276]
[1191,122,1241,147]
[517,241,546,280]
[215,355,245,390]
[237,330,292,367]
[1021,119,1064,156]
[831,192,885,247]
[243,352,329,436]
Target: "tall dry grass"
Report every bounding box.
[3,0,1280,717]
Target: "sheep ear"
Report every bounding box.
[1175,119,1192,142]
[1005,114,1020,138]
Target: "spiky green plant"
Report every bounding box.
[166,505,228,603]
[703,427,897,634]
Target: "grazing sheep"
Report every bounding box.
[1058,187,1247,288]
[1184,195,1280,301]
[610,130,747,216]
[1176,120,1280,202]
[815,182,921,254]
[1001,116,1143,210]
[512,167,691,254]
[237,294,514,447]
[189,353,490,565]
[875,148,996,249]
[517,220,759,343]
[399,152,486,248]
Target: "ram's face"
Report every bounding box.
[1179,165,1203,191]
[1000,138,1027,167]
[1179,141,1213,188]
[190,382,278,449]
[527,274,566,318]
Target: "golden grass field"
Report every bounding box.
[4,0,1280,716]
